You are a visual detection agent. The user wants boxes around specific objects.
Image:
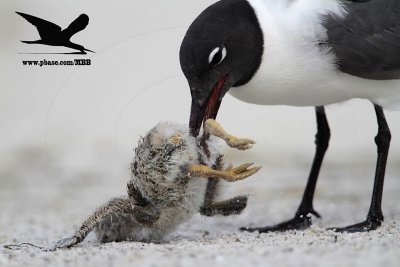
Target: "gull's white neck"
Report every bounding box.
[229,0,400,110]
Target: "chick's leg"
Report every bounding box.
[53,197,159,249]
[189,163,261,182]
[200,195,249,216]
[200,155,249,216]
[204,119,255,150]
[202,155,224,206]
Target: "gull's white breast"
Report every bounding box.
[229,0,400,110]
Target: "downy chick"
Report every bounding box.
[54,119,260,248]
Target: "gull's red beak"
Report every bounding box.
[189,75,227,137]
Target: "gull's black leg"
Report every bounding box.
[332,105,390,233]
[242,106,330,233]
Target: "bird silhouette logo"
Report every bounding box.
[16,12,94,54]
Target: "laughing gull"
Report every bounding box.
[16,12,94,54]
[179,0,400,233]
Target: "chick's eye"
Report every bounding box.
[164,143,176,157]
[208,46,227,67]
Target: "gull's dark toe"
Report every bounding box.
[241,211,320,233]
[329,217,382,233]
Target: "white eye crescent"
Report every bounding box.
[208,46,227,66]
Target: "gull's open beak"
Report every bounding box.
[189,75,228,137]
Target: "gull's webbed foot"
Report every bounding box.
[329,216,382,233]
[241,210,321,233]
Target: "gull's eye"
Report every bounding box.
[208,46,227,67]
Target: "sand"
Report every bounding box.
[0,147,399,267]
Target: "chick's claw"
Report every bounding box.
[204,119,255,150]
[223,163,261,182]
[226,136,256,150]
[188,164,261,182]
[232,162,255,173]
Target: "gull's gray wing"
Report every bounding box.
[322,0,400,80]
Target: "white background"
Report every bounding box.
[2,0,400,168]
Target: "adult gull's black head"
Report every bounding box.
[179,0,263,136]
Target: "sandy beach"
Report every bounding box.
[1,146,399,267]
